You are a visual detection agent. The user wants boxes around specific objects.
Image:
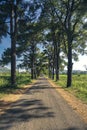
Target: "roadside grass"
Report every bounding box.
[0,72,32,98]
[16,73,31,86]
[54,74,87,103]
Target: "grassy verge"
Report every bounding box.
[0,72,32,98]
[53,74,87,104]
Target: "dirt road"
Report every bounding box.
[0,77,87,130]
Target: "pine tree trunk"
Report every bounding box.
[10,1,16,87]
[55,54,59,81]
[31,67,34,79]
[11,36,16,86]
[51,26,60,81]
[55,56,59,81]
[48,59,51,78]
[34,66,37,79]
[55,40,60,81]
[52,65,54,80]
[67,37,72,87]
[52,41,55,80]
[31,55,34,79]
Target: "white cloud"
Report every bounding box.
[73,55,87,70]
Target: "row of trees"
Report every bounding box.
[0,0,42,86]
[0,0,87,87]
[40,0,87,87]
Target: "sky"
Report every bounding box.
[0,36,11,58]
[73,55,87,71]
[0,37,87,71]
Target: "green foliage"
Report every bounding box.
[0,1,8,41]
[0,48,11,65]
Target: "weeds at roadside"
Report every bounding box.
[0,73,31,98]
[53,74,87,104]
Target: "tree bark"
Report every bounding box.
[55,52,60,81]
[54,35,60,81]
[67,35,73,87]
[52,64,54,80]
[52,45,55,80]
[11,35,16,86]
[31,41,37,79]
[31,53,34,79]
[31,67,34,79]
[55,52,59,81]
[48,59,52,78]
[10,1,16,87]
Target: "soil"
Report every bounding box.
[0,80,36,114]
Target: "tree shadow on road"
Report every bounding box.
[63,127,87,130]
[0,98,54,130]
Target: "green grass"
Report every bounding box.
[16,73,31,86]
[54,74,87,103]
[0,72,32,98]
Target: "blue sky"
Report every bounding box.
[0,36,11,58]
[0,37,87,70]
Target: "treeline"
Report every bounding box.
[0,0,87,87]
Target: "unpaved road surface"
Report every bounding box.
[0,77,87,130]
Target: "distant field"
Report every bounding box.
[54,74,87,103]
[0,72,31,98]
